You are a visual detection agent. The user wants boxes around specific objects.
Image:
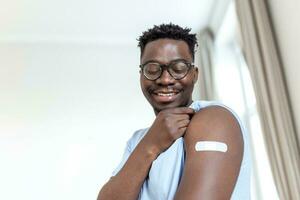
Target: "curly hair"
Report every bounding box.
[137,23,198,60]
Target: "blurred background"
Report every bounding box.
[1,0,299,199]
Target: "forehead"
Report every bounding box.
[141,39,192,64]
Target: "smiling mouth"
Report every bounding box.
[152,90,180,103]
[156,92,177,97]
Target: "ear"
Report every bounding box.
[192,67,199,84]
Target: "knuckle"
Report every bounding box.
[170,127,179,137]
[161,112,171,119]
[184,115,189,120]
[165,122,173,130]
[164,116,172,124]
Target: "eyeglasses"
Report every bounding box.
[139,59,194,81]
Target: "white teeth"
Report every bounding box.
[157,93,176,97]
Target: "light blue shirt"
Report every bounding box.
[112,101,251,199]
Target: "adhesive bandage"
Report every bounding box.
[195,141,228,152]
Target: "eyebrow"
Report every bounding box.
[141,58,190,65]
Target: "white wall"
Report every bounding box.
[267,0,300,136]
[0,42,155,199]
[0,1,222,198]
[0,41,201,199]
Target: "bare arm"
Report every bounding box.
[97,139,159,200]
[97,107,194,200]
[174,106,244,200]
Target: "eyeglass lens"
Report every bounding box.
[143,61,190,80]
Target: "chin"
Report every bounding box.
[152,100,188,113]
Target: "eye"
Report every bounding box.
[144,63,161,75]
[171,62,188,73]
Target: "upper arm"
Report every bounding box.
[174,106,244,200]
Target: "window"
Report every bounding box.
[212,2,279,199]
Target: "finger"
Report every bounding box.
[166,107,195,114]
[176,127,187,137]
[172,114,190,121]
[177,119,190,128]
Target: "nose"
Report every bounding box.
[156,69,175,85]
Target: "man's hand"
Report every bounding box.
[98,107,194,200]
[141,107,195,157]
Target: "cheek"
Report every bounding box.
[183,84,194,94]
[140,78,151,94]
[180,80,195,98]
[181,77,195,90]
[140,75,146,87]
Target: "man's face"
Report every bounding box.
[140,38,198,115]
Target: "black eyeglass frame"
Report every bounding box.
[139,59,195,81]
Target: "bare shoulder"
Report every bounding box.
[184,105,243,154]
[175,106,244,199]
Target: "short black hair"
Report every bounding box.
[137,23,198,60]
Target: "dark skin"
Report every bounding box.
[140,39,198,115]
[98,39,243,200]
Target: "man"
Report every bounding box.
[98,24,251,200]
